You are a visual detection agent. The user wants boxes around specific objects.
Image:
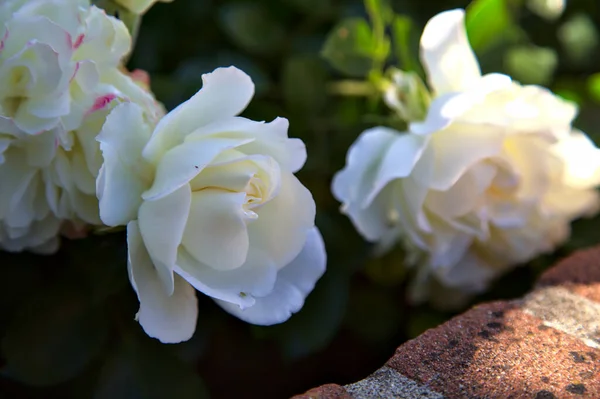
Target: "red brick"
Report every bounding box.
[386,302,600,398]
[291,384,352,399]
[537,246,600,303]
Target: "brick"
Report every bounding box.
[291,384,352,399]
[386,302,600,398]
[537,246,600,303]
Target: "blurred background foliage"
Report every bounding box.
[1,0,600,398]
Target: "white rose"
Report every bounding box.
[97,66,327,343]
[0,67,163,253]
[0,0,130,134]
[113,0,174,14]
[0,0,164,253]
[332,9,600,297]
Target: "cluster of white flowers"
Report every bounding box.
[3,0,598,343]
[0,0,325,343]
[333,9,600,301]
[0,0,163,253]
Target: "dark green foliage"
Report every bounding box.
[2,0,600,398]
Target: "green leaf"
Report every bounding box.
[282,55,329,114]
[466,0,512,53]
[588,73,600,104]
[95,334,209,399]
[2,283,109,386]
[219,3,285,54]
[504,45,557,86]
[321,18,378,77]
[391,15,419,73]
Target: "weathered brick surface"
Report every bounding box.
[537,246,600,303]
[387,301,600,398]
[291,384,353,399]
[292,246,600,399]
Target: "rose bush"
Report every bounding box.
[332,9,600,299]
[97,66,326,343]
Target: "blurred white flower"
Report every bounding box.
[97,66,326,343]
[0,0,163,253]
[527,0,566,21]
[113,0,174,14]
[332,9,600,299]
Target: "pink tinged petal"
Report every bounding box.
[138,185,192,296]
[127,221,198,344]
[215,226,326,325]
[141,137,253,201]
[174,246,277,308]
[249,173,315,269]
[88,93,117,114]
[182,189,250,271]
[420,9,481,94]
[363,133,428,207]
[332,127,399,210]
[143,66,255,163]
[427,123,505,191]
[96,103,153,226]
[72,34,84,49]
[185,117,305,173]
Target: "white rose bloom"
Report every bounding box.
[0,0,164,253]
[0,68,163,253]
[97,66,327,343]
[0,0,130,134]
[114,0,174,15]
[332,9,600,298]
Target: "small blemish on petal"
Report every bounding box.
[73,34,85,49]
[89,94,117,114]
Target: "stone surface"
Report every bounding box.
[291,246,600,399]
[522,286,600,348]
[345,366,443,399]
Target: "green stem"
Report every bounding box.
[327,80,377,96]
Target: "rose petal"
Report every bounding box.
[127,221,198,344]
[215,226,326,325]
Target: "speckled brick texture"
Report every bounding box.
[387,301,600,398]
[291,246,600,399]
[537,246,600,303]
[291,384,353,399]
